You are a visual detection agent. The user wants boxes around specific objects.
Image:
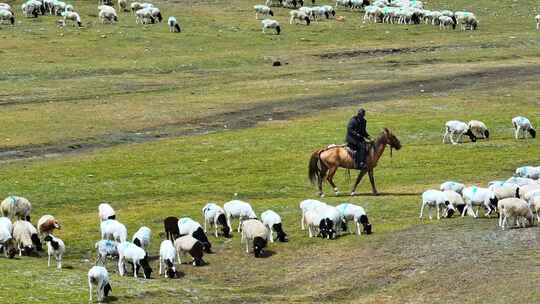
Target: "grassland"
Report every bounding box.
[1,0,540,302]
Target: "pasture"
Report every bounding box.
[1,0,540,301]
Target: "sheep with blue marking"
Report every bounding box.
[0,8,15,24]
[261,210,288,242]
[261,19,281,34]
[462,186,498,218]
[254,5,274,19]
[515,166,540,180]
[440,181,465,194]
[224,200,257,232]
[336,203,372,235]
[100,219,127,243]
[512,116,536,139]
[95,239,119,266]
[132,226,151,250]
[1,196,31,221]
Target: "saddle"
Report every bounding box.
[325,144,358,161]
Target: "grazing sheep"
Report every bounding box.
[442,190,473,216]
[468,120,489,139]
[241,219,268,257]
[100,219,127,243]
[537,15,540,30]
[0,217,16,258]
[174,235,205,266]
[163,216,180,241]
[159,240,177,278]
[443,120,477,144]
[505,176,537,187]
[13,220,42,256]
[498,198,533,229]
[149,6,162,22]
[224,200,257,232]
[440,181,465,194]
[95,239,119,266]
[0,3,12,12]
[493,183,519,201]
[132,226,151,250]
[335,0,352,8]
[299,199,327,230]
[202,203,231,238]
[515,166,540,180]
[0,196,32,221]
[168,16,181,32]
[117,241,152,278]
[462,186,498,218]
[254,5,274,19]
[98,203,116,221]
[21,0,43,18]
[0,8,14,24]
[37,214,61,236]
[512,116,536,139]
[88,266,112,302]
[261,210,288,242]
[306,204,341,239]
[336,203,372,235]
[282,0,302,8]
[99,5,117,23]
[177,217,212,253]
[135,8,154,24]
[419,190,455,220]
[261,18,281,35]
[44,234,65,269]
[289,10,311,25]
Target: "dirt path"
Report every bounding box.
[1,64,539,162]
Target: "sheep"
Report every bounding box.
[289,10,311,25]
[168,16,181,32]
[241,219,268,257]
[13,220,42,256]
[88,266,112,302]
[98,203,116,221]
[149,6,162,22]
[266,0,284,6]
[309,204,342,239]
[100,219,127,243]
[440,181,465,194]
[177,217,212,253]
[336,203,372,235]
[335,0,352,9]
[493,183,519,201]
[51,0,66,15]
[202,203,231,238]
[174,235,205,266]
[299,199,327,230]
[505,176,537,187]
[43,234,65,269]
[254,5,274,19]
[0,217,16,258]
[467,120,489,139]
[135,8,154,24]
[528,194,540,222]
[163,216,180,241]
[442,190,473,217]
[0,3,12,13]
[320,5,335,18]
[282,0,302,8]
[419,190,455,220]
[99,5,117,23]
[261,19,281,35]
[132,226,151,250]
[260,210,288,242]
[117,241,152,278]
[95,239,118,266]
[462,186,498,218]
[0,196,32,221]
[517,184,540,201]
[117,0,128,11]
[159,240,177,278]
[498,198,533,229]
[537,15,540,30]
[512,116,536,139]
[443,120,476,144]
[0,8,14,24]
[21,0,43,18]
[223,200,257,232]
[455,11,476,30]
[515,166,540,180]
[37,214,61,236]
[130,2,142,11]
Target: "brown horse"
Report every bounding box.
[308,128,402,197]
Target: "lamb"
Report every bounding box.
[44,234,65,269]
[537,15,540,30]
[515,166,540,180]
[0,8,14,24]
[443,120,477,144]
[260,210,288,242]
[117,241,152,278]
[299,199,327,230]
[98,203,116,221]
[159,240,177,278]
[289,10,311,25]
[254,5,274,19]
[512,116,536,139]
[174,235,205,266]
[95,239,119,266]
[13,220,42,256]
[467,120,489,139]
[440,181,465,194]
[261,19,281,35]
[241,219,268,257]
[0,217,16,258]
[168,16,181,32]
[88,266,112,302]
[132,226,151,250]
[498,198,533,229]
[202,203,231,238]
[0,196,32,221]
[163,216,180,241]
[419,190,455,220]
[37,214,61,236]
[177,217,212,253]
[336,203,372,235]
[99,5,118,23]
[100,219,127,243]
[223,200,257,232]
[462,186,498,218]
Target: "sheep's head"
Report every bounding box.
[103,283,112,297]
[529,129,536,138]
[465,129,477,142]
[484,130,490,139]
[359,215,373,234]
[253,237,267,257]
[140,256,153,279]
[319,218,336,239]
[273,223,288,242]
[269,10,274,16]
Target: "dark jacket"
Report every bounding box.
[345,116,370,146]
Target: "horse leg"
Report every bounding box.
[326,167,339,195]
[368,170,378,195]
[318,165,328,197]
[350,170,368,196]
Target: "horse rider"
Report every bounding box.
[345,108,370,169]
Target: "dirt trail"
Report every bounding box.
[1,64,539,162]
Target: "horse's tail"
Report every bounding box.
[308,150,323,185]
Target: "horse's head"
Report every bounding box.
[383,128,402,150]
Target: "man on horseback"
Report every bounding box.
[346,108,370,169]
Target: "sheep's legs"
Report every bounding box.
[159,259,162,275]
[442,130,449,143]
[246,240,250,253]
[57,257,61,269]
[269,229,274,243]
[88,279,93,302]
[48,254,51,267]
[437,205,441,220]
[237,219,242,232]
[419,202,426,219]
[515,127,521,139]
[301,211,305,230]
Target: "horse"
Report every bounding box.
[308,128,402,197]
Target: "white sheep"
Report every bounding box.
[177,217,211,253]
[336,203,371,235]
[254,5,274,19]
[515,166,540,180]
[505,176,537,187]
[223,200,257,232]
[442,190,474,217]
[44,234,65,269]
[168,16,181,32]
[493,183,519,201]
[260,210,288,242]
[498,198,533,229]
[159,240,177,278]
[98,203,116,221]
[117,241,152,278]
[0,196,32,221]
[95,239,119,266]
[419,190,455,220]
[517,184,540,201]
[132,226,151,250]
[135,8,154,24]
[100,219,127,243]
[528,194,540,222]
[308,204,342,239]
[0,3,12,12]
[289,10,311,25]
[130,2,142,12]
[99,5,117,23]
[149,6,162,22]
[13,220,42,256]
[299,199,327,230]
[88,266,112,302]
[462,186,498,218]
[174,235,205,266]
[440,181,465,194]
[202,202,231,237]
[467,120,489,139]
[0,8,14,24]
[241,219,268,257]
[512,116,536,139]
[0,217,16,258]
[443,120,477,144]
[261,19,281,35]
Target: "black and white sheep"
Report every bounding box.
[336,203,372,235]
[0,217,17,258]
[0,8,14,24]
[512,116,536,139]
[135,7,154,24]
[261,19,281,35]
[95,239,119,266]
[13,220,42,256]
[44,234,65,269]
[117,241,152,278]
[299,199,327,230]
[168,16,181,32]
[443,120,477,144]
[88,266,112,302]
[159,240,177,278]
[303,204,341,239]
[224,200,257,232]
[177,217,212,253]
[100,219,127,243]
[99,5,118,23]
[254,5,274,19]
[98,202,116,221]
[515,166,540,180]
[289,10,310,25]
[0,196,32,221]
[202,203,231,238]
[467,120,489,139]
[241,219,268,257]
[261,210,288,242]
[498,198,533,229]
[462,186,498,218]
[419,190,455,220]
[132,226,151,250]
[174,235,205,266]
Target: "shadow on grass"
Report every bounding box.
[258,250,276,258]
